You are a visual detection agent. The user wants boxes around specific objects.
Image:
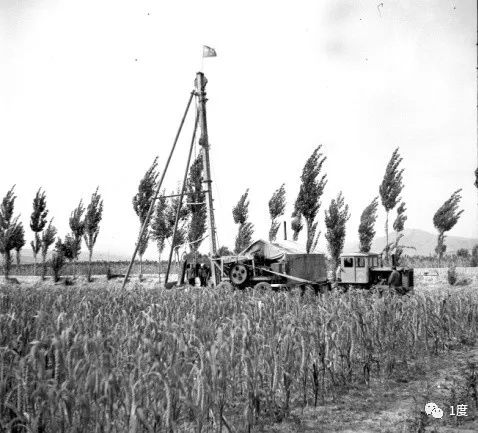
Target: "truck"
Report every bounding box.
[206,239,414,294]
[337,252,414,292]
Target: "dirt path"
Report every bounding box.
[258,347,478,433]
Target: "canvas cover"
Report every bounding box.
[240,239,308,261]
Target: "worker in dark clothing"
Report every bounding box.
[186,264,195,286]
[198,264,205,287]
[388,266,402,290]
[199,263,211,287]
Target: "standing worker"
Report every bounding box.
[335,263,342,283]
[388,266,402,292]
[200,263,211,287]
[186,264,195,286]
[198,263,208,287]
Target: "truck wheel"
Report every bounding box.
[217,281,234,291]
[338,283,349,293]
[229,263,249,289]
[253,282,272,292]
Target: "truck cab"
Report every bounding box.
[338,252,382,285]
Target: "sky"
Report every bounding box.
[0,0,476,259]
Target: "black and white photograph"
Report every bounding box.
[0,0,477,431]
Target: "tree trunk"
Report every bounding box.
[87,248,93,282]
[139,254,143,281]
[305,218,312,254]
[157,249,162,284]
[437,232,444,268]
[385,211,389,265]
[33,252,37,277]
[3,252,11,280]
[41,252,47,281]
[15,250,20,267]
[73,258,77,280]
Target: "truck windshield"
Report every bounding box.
[356,257,365,267]
[343,257,353,267]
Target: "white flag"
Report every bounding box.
[203,45,217,57]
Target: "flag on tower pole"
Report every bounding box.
[202,45,217,57]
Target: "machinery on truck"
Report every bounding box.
[206,239,414,293]
[211,239,330,291]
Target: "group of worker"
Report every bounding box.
[185,262,211,287]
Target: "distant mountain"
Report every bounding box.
[344,228,478,256]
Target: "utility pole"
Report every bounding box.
[195,72,218,285]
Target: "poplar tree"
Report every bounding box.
[379,147,404,264]
[433,189,463,267]
[218,245,233,256]
[69,200,85,278]
[133,158,159,280]
[187,155,207,254]
[151,192,172,282]
[14,223,25,266]
[268,184,286,242]
[0,187,22,280]
[294,146,327,253]
[62,234,78,277]
[83,188,103,282]
[291,207,303,242]
[233,189,254,254]
[41,220,57,280]
[30,188,48,276]
[358,197,379,253]
[392,201,407,264]
[51,238,66,283]
[164,188,189,273]
[324,192,350,279]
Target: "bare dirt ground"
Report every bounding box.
[253,347,478,433]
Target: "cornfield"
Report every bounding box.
[0,283,477,432]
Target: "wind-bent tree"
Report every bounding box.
[358,197,379,253]
[151,192,172,282]
[62,234,79,277]
[379,147,404,264]
[233,189,254,254]
[268,184,286,242]
[0,187,23,280]
[133,158,159,280]
[171,226,187,265]
[30,188,48,276]
[324,192,350,279]
[218,245,233,256]
[187,156,207,255]
[164,189,189,275]
[41,220,57,280]
[69,201,85,279]
[471,245,478,267]
[14,222,25,266]
[83,188,104,282]
[51,238,66,283]
[433,189,464,267]
[291,206,303,242]
[456,248,470,260]
[294,146,327,253]
[391,201,407,264]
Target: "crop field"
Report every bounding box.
[0,277,477,433]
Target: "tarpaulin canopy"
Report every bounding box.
[240,239,308,261]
